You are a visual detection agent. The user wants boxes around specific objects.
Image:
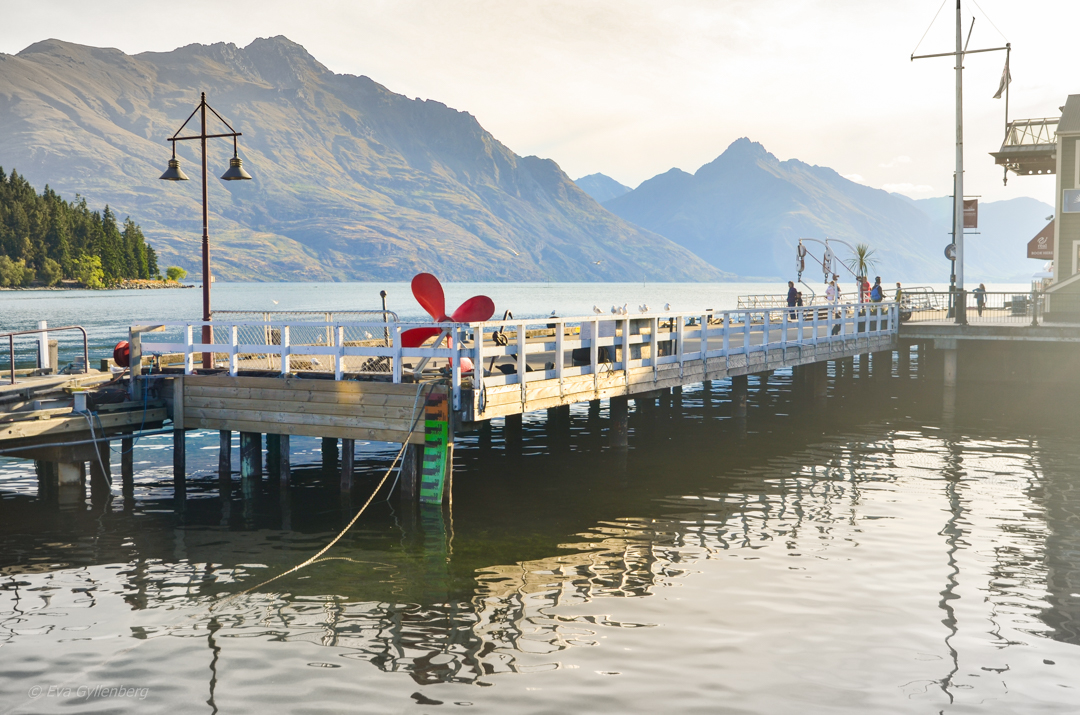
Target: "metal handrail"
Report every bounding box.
[2,325,89,385]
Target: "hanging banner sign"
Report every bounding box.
[963,199,978,228]
[1027,220,1054,259]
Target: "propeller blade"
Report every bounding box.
[451,295,496,323]
[411,273,448,321]
[401,327,444,348]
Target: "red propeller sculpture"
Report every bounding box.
[401,273,495,372]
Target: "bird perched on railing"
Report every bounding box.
[639,304,649,313]
[593,306,604,314]
[664,302,672,311]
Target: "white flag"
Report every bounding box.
[993,59,1011,99]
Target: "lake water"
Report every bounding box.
[1,283,1077,714]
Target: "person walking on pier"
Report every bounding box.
[787,281,798,318]
[974,283,987,317]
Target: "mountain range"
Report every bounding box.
[0,37,726,282]
[591,139,1051,282]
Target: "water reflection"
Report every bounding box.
[2,374,1080,711]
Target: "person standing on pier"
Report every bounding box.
[870,277,883,302]
[859,276,870,303]
[787,281,798,318]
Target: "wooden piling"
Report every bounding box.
[610,395,629,447]
[340,438,354,493]
[218,430,231,483]
[322,437,339,470]
[504,413,523,453]
[240,432,261,480]
[277,434,290,487]
[173,429,186,500]
[121,433,134,496]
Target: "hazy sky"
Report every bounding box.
[0,0,1071,204]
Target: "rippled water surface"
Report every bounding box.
[1,286,1078,713]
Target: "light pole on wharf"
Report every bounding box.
[159,92,253,369]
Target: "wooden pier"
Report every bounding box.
[134,301,899,504]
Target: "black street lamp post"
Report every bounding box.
[160,92,252,369]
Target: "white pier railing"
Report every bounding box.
[136,301,898,414]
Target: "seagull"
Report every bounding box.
[549,310,558,318]
[611,305,618,314]
[639,304,649,313]
[510,249,520,256]
[619,304,628,315]
[272,300,279,305]
[593,260,603,265]
[664,302,672,311]
[311,358,320,366]
[593,305,604,314]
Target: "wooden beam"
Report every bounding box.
[0,408,168,442]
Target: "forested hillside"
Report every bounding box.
[0,167,158,288]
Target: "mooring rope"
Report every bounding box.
[210,380,436,610]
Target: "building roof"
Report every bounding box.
[1056,94,1080,134]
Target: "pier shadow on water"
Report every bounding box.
[2,361,1080,713]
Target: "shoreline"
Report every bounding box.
[0,279,193,292]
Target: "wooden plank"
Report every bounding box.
[185,415,425,444]
[183,384,427,408]
[184,406,414,433]
[183,395,422,420]
[0,408,168,442]
[183,374,445,397]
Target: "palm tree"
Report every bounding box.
[844,243,878,278]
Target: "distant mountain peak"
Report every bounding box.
[695,137,778,179]
[574,173,631,203]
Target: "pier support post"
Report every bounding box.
[121,433,134,498]
[610,395,629,448]
[944,348,958,388]
[173,429,186,502]
[240,432,262,481]
[276,435,290,487]
[218,430,232,485]
[400,443,419,503]
[88,439,111,504]
[340,438,355,493]
[322,437,339,472]
[898,343,911,377]
[588,399,601,422]
[35,460,57,502]
[504,413,523,453]
[732,375,748,418]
